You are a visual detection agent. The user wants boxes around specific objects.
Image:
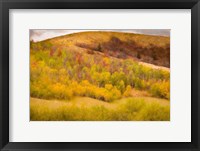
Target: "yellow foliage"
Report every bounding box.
[105,84,113,90]
[49,83,73,100]
[150,81,170,99]
[123,85,132,97]
[30,43,170,101]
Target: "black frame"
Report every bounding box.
[0,0,200,150]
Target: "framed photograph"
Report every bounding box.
[0,0,200,150]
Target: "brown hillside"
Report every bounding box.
[33,31,170,67]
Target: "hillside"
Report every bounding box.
[30,31,170,121]
[31,31,170,67]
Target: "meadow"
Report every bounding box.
[31,97,169,121]
[30,31,170,121]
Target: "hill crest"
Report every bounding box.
[32,31,170,67]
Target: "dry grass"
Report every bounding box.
[30,96,170,121]
[48,31,169,47]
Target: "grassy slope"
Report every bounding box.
[47,31,169,48]
[30,96,170,121]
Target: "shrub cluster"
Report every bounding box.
[30,43,170,101]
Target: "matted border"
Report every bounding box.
[10,10,190,142]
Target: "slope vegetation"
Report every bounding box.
[30,31,170,121]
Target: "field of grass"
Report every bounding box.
[30,96,170,121]
[30,31,170,121]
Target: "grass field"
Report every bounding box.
[30,96,170,121]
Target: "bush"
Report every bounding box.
[150,81,170,99]
[123,85,132,97]
[116,80,125,93]
[49,83,73,100]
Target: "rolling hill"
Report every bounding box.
[31,31,170,67]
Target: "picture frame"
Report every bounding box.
[0,0,200,150]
